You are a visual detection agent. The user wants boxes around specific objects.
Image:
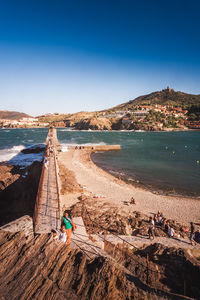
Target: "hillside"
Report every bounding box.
[0,110,31,120]
[111,87,200,111]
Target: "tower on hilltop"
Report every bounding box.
[163,86,174,92]
[167,86,174,92]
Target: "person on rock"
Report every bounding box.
[157,212,163,225]
[130,197,136,204]
[148,217,155,240]
[63,211,75,245]
[168,225,175,238]
[59,225,67,243]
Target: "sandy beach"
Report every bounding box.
[58,149,200,225]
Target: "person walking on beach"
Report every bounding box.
[63,211,75,245]
[148,217,155,240]
[190,222,197,245]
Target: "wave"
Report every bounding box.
[60,143,69,152]
[0,145,25,162]
[0,144,45,167]
[9,152,44,167]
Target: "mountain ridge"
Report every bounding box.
[109,88,200,112]
[0,110,31,120]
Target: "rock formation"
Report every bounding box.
[0,161,42,226]
[0,230,165,300]
[75,117,112,130]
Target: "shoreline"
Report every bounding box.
[1,126,200,132]
[91,154,200,199]
[58,148,200,225]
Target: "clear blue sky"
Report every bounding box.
[0,0,200,116]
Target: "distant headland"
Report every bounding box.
[1,87,200,130]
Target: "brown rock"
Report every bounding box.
[75,117,112,130]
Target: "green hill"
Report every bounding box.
[0,110,31,120]
[111,87,200,111]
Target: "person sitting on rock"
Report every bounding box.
[148,217,155,240]
[165,220,170,232]
[154,214,158,224]
[162,218,167,228]
[59,225,67,243]
[130,197,136,204]
[51,229,58,240]
[168,225,175,238]
[157,212,163,225]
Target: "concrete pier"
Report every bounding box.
[67,144,121,151]
[33,129,120,234]
[34,128,61,234]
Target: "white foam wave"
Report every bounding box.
[0,144,45,166]
[0,145,25,162]
[9,152,43,167]
[60,143,68,152]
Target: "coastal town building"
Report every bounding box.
[0,117,49,128]
[132,111,148,119]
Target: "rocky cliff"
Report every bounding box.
[0,161,42,226]
[0,230,164,300]
[0,229,199,299]
[75,117,112,130]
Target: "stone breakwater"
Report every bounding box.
[67,145,121,151]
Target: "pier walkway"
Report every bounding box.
[34,128,61,234]
[33,128,121,235]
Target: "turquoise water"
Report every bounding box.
[57,129,200,197]
[0,128,48,165]
[0,128,200,196]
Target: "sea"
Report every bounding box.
[0,128,200,197]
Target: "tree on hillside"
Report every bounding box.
[187,105,200,121]
[145,110,165,123]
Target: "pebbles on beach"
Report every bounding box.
[58,149,200,225]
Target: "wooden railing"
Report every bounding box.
[33,127,61,232]
[33,148,47,230]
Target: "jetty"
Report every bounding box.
[67,144,121,151]
[34,128,61,234]
[33,128,120,237]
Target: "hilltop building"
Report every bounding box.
[162,86,174,92]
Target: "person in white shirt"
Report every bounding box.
[168,226,175,238]
[59,225,67,243]
[148,217,155,240]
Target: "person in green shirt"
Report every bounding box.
[63,211,74,245]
